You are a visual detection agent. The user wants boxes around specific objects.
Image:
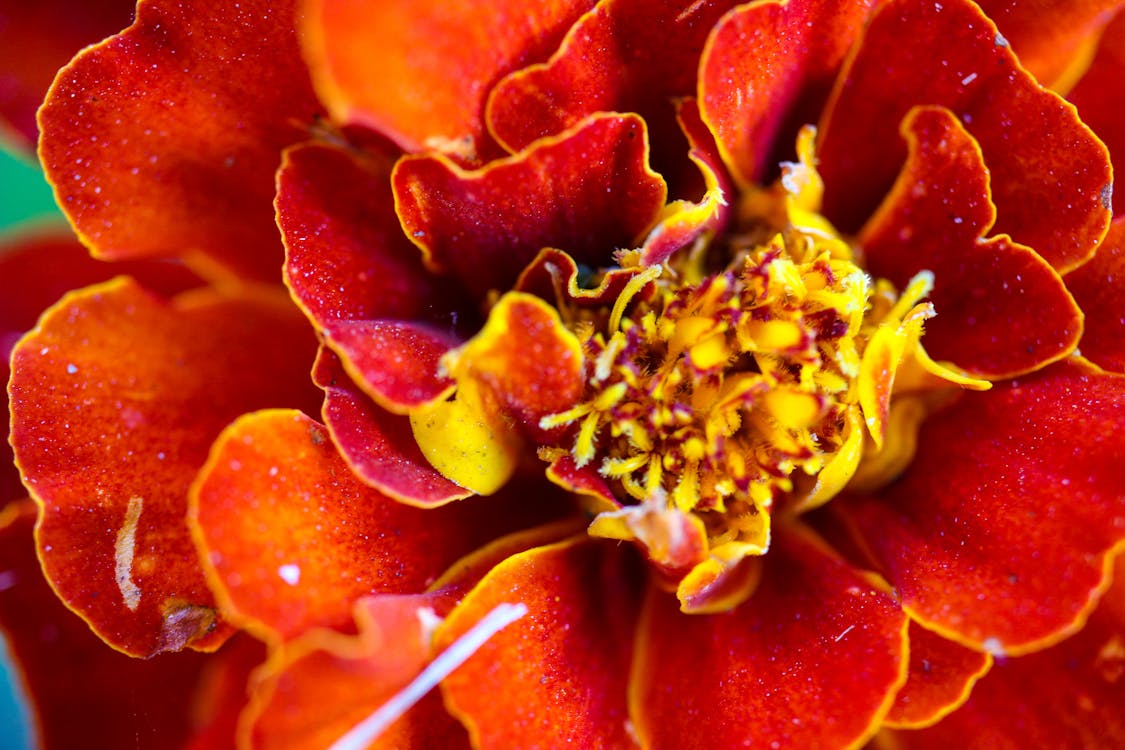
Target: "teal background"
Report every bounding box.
[1,137,61,750]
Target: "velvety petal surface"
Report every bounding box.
[313,347,470,507]
[698,0,875,186]
[37,0,324,282]
[818,0,1112,273]
[436,537,643,749]
[884,621,992,728]
[8,279,320,656]
[302,0,595,160]
[840,358,1125,656]
[0,0,135,147]
[632,526,908,749]
[882,555,1125,749]
[190,409,576,642]
[0,500,213,749]
[858,106,1082,377]
[1067,217,1125,373]
[394,113,667,298]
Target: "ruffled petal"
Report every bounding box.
[8,278,320,656]
[884,621,992,729]
[882,554,1125,749]
[313,346,471,507]
[436,537,644,749]
[1066,217,1125,374]
[858,105,1082,378]
[0,500,213,749]
[189,409,576,641]
[698,0,875,186]
[840,358,1125,656]
[393,113,667,298]
[0,0,135,148]
[818,0,1113,273]
[301,0,595,160]
[37,0,323,282]
[631,525,908,749]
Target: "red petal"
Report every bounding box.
[632,525,908,749]
[0,230,201,505]
[883,555,1125,748]
[37,0,323,283]
[0,0,135,148]
[190,409,576,641]
[436,537,644,749]
[818,0,1112,273]
[1067,217,1125,374]
[698,0,875,186]
[393,113,667,298]
[302,0,595,160]
[1068,8,1125,214]
[313,346,470,507]
[974,0,1124,88]
[8,279,320,656]
[840,358,1125,655]
[884,621,992,728]
[0,500,213,749]
[858,105,1082,378]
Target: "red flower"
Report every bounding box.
[4,0,1125,747]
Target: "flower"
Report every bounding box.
[4,0,1125,748]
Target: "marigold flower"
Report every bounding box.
[3,0,1125,748]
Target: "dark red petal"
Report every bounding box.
[0,230,201,505]
[840,358,1125,656]
[393,113,667,298]
[698,0,875,186]
[859,105,1082,378]
[884,621,992,728]
[436,537,644,749]
[632,525,908,749]
[37,0,323,282]
[0,500,213,749]
[1067,217,1125,374]
[819,0,1112,273]
[1068,8,1125,214]
[313,346,470,507]
[974,0,1124,88]
[8,279,320,656]
[0,1,135,148]
[302,0,595,160]
[882,555,1125,749]
[190,409,575,641]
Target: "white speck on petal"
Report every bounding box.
[278,564,301,586]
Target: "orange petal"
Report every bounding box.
[189,409,576,642]
[8,278,320,656]
[698,0,875,186]
[818,0,1112,273]
[882,554,1125,748]
[435,537,644,749]
[839,358,1125,656]
[858,105,1082,378]
[393,113,667,298]
[1066,217,1125,374]
[0,500,215,749]
[37,0,323,282]
[0,0,135,148]
[884,621,992,729]
[631,525,908,749]
[302,0,595,160]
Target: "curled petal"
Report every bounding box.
[859,106,1082,378]
[393,113,667,298]
[9,279,320,656]
[819,0,1112,273]
[38,0,323,282]
[1066,217,1125,373]
[840,358,1125,655]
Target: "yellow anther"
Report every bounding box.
[689,333,733,370]
[593,381,628,410]
[748,319,804,350]
[600,453,649,477]
[609,264,662,333]
[669,315,717,358]
[763,390,823,430]
[574,411,602,467]
[672,461,701,512]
